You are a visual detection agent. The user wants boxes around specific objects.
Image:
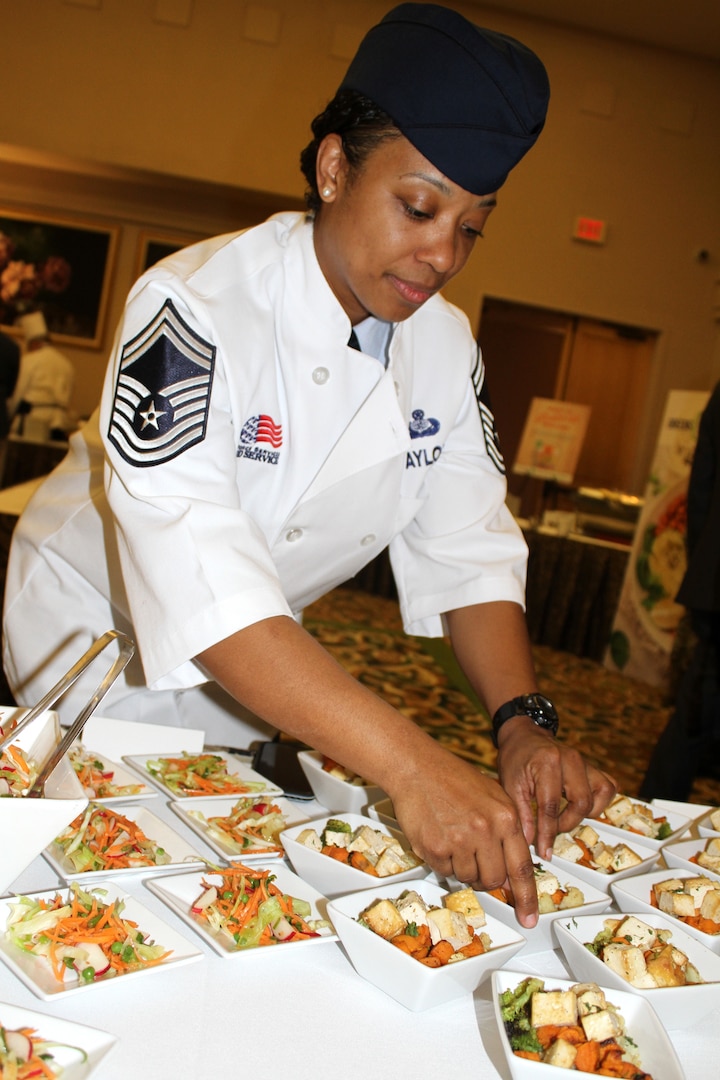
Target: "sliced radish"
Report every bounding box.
[191,885,218,913]
[4,1029,33,1061]
[271,916,296,941]
[74,940,111,976]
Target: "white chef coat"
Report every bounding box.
[8,342,75,437]
[2,212,527,742]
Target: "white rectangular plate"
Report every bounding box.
[43,803,208,882]
[0,999,117,1078]
[0,885,203,998]
[170,795,312,861]
[69,747,157,804]
[123,751,283,800]
[146,864,337,957]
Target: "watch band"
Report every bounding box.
[491,693,559,748]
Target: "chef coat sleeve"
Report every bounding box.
[99,277,293,691]
[389,350,528,638]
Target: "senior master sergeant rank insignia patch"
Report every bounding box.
[107,299,215,467]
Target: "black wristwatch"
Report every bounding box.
[491,693,559,748]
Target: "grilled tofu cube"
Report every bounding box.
[534,867,560,897]
[553,833,584,863]
[426,907,472,950]
[696,851,720,874]
[706,837,720,856]
[603,796,633,825]
[646,943,687,987]
[580,1007,623,1042]
[700,886,720,924]
[685,877,718,908]
[611,844,643,872]
[360,898,406,939]
[575,987,607,1016]
[710,809,720,832]
[592,843,615,871]
[324,829,350,849]
[624,813,655,837]
[613,915,657,950]
[543,1039,578,1069]
[658,889,696,919]
[395,890,429,928]
[575,824,600,848]
[296,828,322,851]
[530,990,578,1029]
[444,888,486,929]
[375,846,413,877]
[603,943,655,987]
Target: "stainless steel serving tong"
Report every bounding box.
[0,629,135,797]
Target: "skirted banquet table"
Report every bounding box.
[1,719,717,1079]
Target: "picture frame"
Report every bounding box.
[0,208,119,349]
[134,230,205,281]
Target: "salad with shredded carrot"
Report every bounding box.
[191,865,331,949]
[0,1017,87,1079]
[51,804,172,873]
[5,883,172,985]
[0,743,38,798]
[187,798,288,856]
[68,747,145,799]
[145,753,268,797]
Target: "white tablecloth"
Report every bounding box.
[2,792,717,1079]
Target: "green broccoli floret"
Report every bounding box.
[507,1027,543,1055]
[499,977,545,1026]
[321,818,353,845]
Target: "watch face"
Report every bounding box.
[521,693,557,720]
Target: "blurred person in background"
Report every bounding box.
[8,311,75,440]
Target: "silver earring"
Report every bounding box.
[322,187,332,198]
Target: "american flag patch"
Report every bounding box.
[107,300,215,467]
[240,414,283,448]
[471,348,505,474]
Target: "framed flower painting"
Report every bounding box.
[0,209,119,348]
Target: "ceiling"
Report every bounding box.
[471,1,720,62]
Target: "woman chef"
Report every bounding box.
[2,4,615,926]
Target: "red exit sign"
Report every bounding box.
[573,216,607,243]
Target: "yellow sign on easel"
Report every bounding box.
[513,397,591,485]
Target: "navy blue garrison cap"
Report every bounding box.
[339,3,550,194]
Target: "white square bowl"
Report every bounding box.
[471,861,612,954]
[367,797,399,831]
[591,795,691,850]
[0,706,88,895]
[550,821,659,889]
[697,808,720,839]
[296,750,386,814]
[662,836,720,882]
[327,878,526,1011]
[491,969,685,1080]
[280,812,427,898]
[553,910,720,1028]
[610,868,720,953]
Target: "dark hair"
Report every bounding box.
[300,89,401,214]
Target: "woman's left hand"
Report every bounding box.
[495,716,617,859]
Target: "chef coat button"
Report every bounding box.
[286,528,303,542]
[360,534,376,546]
[312,367,330,385]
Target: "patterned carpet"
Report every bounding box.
[304,587,720,807]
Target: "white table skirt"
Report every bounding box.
[2,793,717,1079]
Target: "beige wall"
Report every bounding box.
[2,0,719,475]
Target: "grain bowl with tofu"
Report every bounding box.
[591,794,690,848]
[611,868,720,954]
[491,971,684,1080]
[474,860,612,954]
[553,910,720,1028]
[551,822,658,886]
[326,879,526,1010]
[280,813,426,898]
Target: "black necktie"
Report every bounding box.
[348,330,360,351]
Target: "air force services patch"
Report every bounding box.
[107,299,215,467]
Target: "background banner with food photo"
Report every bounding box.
[605,389,710,687]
